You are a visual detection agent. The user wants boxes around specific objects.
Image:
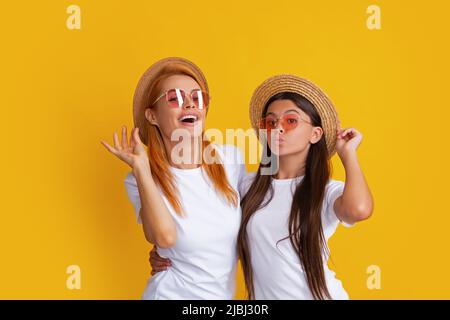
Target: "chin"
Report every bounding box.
[271,145,305,157]
[274,149,291,157]
[177,125,204,138]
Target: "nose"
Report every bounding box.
[183,95,196,109]
[275,121,284,134]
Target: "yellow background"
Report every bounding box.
[1,0,449,299]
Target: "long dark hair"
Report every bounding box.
[237,92,332,299]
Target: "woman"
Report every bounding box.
[151,74,374,300]
[101,57,246,299]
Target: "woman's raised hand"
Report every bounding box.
[101,126,149,170]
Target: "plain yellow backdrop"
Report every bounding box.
[0,0,449,299]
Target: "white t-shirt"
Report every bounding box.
[239,172,354,300]
[124,144,246,300]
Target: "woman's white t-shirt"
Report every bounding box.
[239,172,353,300]
[124,144,246,300]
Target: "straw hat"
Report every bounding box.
[249,74,340,157]
[132,57,209,146]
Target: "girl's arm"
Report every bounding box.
[333,128,374,224]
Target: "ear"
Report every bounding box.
[310,126,323,145]
[145,108,159,126]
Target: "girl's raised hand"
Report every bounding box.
[100,126,149,169]
[335,127,363,160]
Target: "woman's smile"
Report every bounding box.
[177,110,202,128]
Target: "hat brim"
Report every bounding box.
[249,74,340,157]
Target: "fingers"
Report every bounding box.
[130,127,136,149]
[337,128,357,139]
[113,131,122,150]
[151,264,169,272]
[100,140,118,156]
[149,251,171,275]
[121,126,129,149]
[101,126,144,161]
[150,250,172,265]
[343,128,359,139]
[149,247,172,276]
[133,127,143,145]
[341,128,352,138]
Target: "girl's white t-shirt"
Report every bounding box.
[124,144,246,300]
[239,172,354,300]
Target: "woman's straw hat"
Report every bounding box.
[132,57,209,146]
[249,74,340,157]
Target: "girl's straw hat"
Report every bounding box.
[249,74,340,157]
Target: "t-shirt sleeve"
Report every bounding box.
[235,147,248,197]
[124,171,142,224]
[218,144,248,197]
[324,180,355,228]
[238,172,256,198]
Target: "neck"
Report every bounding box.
[274,149,308,179]
[162,135,203,169]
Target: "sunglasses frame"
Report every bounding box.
[151,88,211,109]
[260,113,312,132]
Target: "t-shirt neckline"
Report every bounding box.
[271,175,305,185]
[169,165,202,174]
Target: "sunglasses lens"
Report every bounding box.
[265,116,278,129]
[282,114,299,131]
[262,114,300,133]
[166,89,185,108]
[192,90,209,109]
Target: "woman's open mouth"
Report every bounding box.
[179,114,199,127]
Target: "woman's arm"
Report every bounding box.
[133,163,177,248]
[334,128,374,224]
[101,126,177,248]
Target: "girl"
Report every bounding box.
[151,74,373,300]
[101,57,246,299]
